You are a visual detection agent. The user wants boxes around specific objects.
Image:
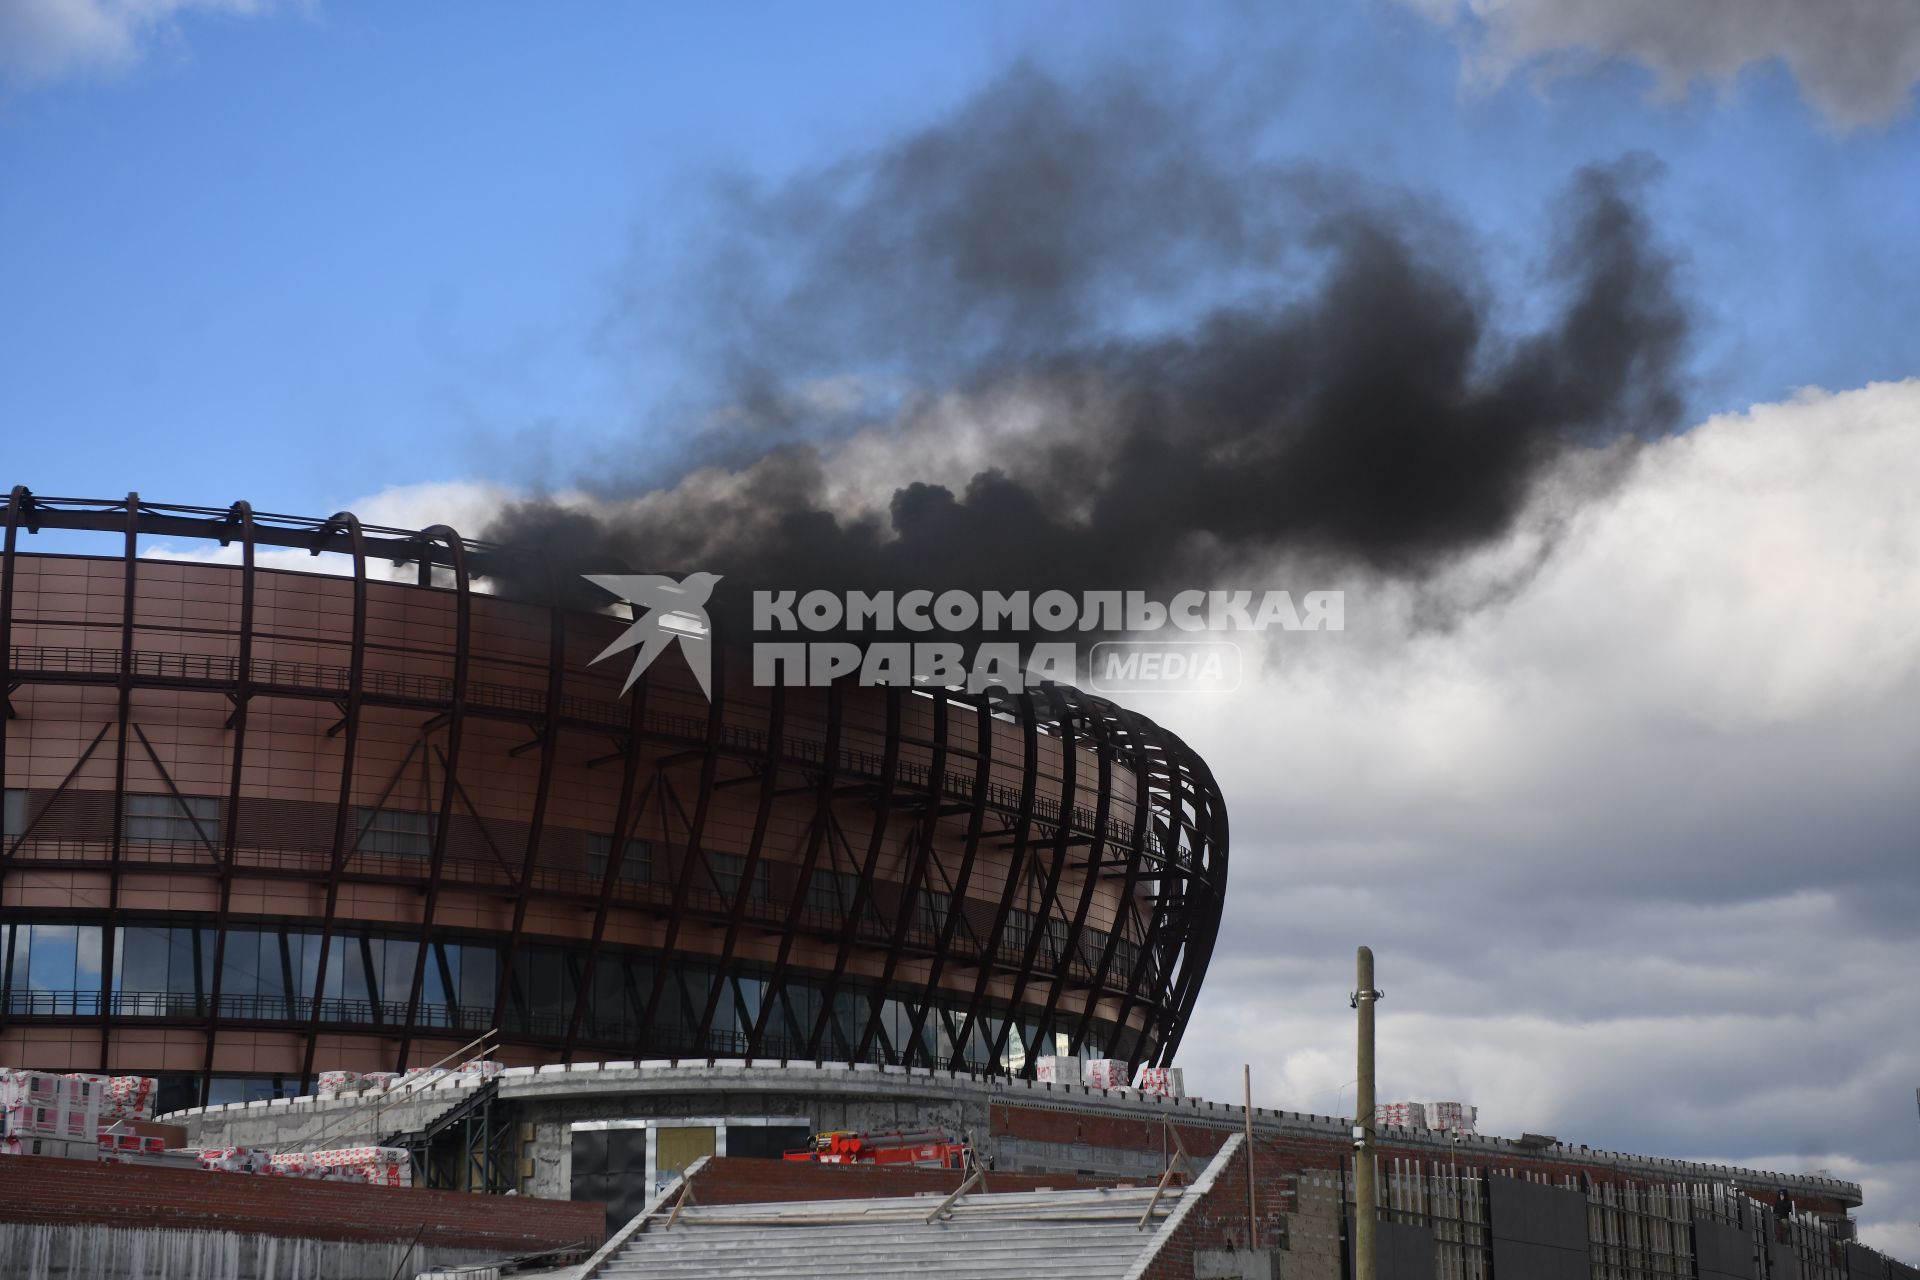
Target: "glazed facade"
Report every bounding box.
[0,492,1227,1107]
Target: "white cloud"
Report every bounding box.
[141,478,520,580]
[0,0,283,92]
[1404,0,1920,128]
[1155,380,1920,1252]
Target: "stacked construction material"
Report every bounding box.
[1133,1066,1186,1097]
[94,1120,183,1167]
[96,1122,167,1157]
[361,1071,401,1090]
[1032,1055,1079,1084]
[1426,1101,1478,1134]
[267,1151,380,1182]
[455,1059,503,1081]
[308,1145,412,1187]
[193,1145,275,1174]
[316,1069,364,1096]
[1375,1099,1478,1134]
[98,1074,158,1122]
[1082,1058,1129,1089]
[0,1069,101,1159]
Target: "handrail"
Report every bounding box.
[0,836,1156,995]
[924,1168,985,1224]
[1136,1117,1196,1229]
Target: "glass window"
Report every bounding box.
[220,929,263,1000]
[124,794,220,844]
[916,890,951,934]
[114,925,209,1006]
[804,870,862,916]
[381,938,418,1006]
[704,850,769,902]
[586,835,652,886]
[455,942,496,1013]
[328,936,373,1005]
[355,807,434,857]
[277,931,316,1007]
[1003,909,1033,952]
[424,940,457,1010]
[205,1075,293,1106]
[221,929,295,1006]
[174,927,211,995]
[6,924,103,1013]
[2,789,26,838]
[588,956,628,1039]
[513,945,572,1026]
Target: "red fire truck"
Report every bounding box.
[782,1128,970,1169]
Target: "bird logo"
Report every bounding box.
[583,572,723,701]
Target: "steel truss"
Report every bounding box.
[0,489,1227,1085]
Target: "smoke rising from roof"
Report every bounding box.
[485,64,1689,631]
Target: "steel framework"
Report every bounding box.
[0,490,1227,1097]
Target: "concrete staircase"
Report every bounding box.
[590,1184,1183,1279]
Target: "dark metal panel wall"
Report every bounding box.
[1486,1176,1593,1280]
[1694,1213,1764,1280]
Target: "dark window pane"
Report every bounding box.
[354,807,434,857]
[124,794,220,844]
[221,930,262,1000]
[705,851,768,902]
[457,943,496,1013]
[586,835,652,885]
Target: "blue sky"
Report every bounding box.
[3,2,1916,515]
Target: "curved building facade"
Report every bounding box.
[0,491,1226,1108]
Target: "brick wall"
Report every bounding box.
[1134,1137,1301,1280]
[0,1157,603,1253]
[687,1155,1133,1205]
[989,1104,1856,1218]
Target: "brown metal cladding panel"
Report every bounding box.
[208,1032,306,1076]
[3,1028,117,1071]
[7,873,110,909]
[3,506,1224,1078]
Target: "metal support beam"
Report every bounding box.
[805,683,904,1061]
[98,494,139,1071]
[748,681,843,1060]
[397,525,474,1069]
[298,512,369,1089]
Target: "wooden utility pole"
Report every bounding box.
[1354,946,1381,1280]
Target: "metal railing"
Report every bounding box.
[4,988,1007,1069]
[2,834,1152,989]
[6,642,1179,861]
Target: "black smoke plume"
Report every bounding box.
[484,64,1688,642]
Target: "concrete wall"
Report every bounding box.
[0,1154,603,1256]
[0,1223,498,1280]
[168,1061,1867,1214]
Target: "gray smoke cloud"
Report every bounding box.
[485,64,1689,631]
[1405,0,1920,129]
